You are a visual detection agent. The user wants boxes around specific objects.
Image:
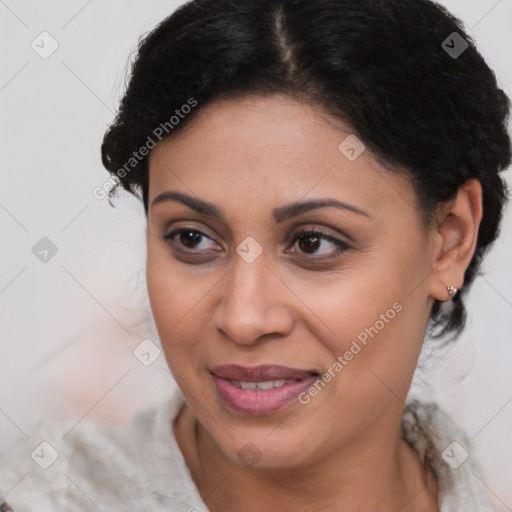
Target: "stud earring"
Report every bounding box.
[447,286,458,300]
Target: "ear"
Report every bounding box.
[428,179,483,302]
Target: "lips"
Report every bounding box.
[210,364,320,415]
[210,364,318,382]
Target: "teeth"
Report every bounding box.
[230,379,297,390]
[240,381,257,390]
[255,380,274,390]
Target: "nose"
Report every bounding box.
[212,252,295,346]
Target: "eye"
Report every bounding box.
[162,226,351,261]
[287,229,351,259]
[163,228,221,253]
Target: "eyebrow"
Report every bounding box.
[152,191,223,217]
[151,191,369,221]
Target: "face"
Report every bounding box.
[146,94,437,469]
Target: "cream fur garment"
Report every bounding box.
[0,388,496,511]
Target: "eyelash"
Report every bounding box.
[288,228,351,259]
[162,227,351,260]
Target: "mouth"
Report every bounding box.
[210,364,320,415]
[211,364,319,381]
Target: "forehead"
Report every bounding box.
[147,94,419,225]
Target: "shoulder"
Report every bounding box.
[0,499,13,512]
[401,400,496,512]
[0,409,147,510]
[0,390,204,511]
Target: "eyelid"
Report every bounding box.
[289,227,350,244]
[163,225,352,264]
[282,217,357,244]
[163,221,224,246]
[285,223,353,247]
[286,228,352,258]
[163,231,221,266]
[159,214,233,244]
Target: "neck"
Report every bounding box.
[174,400,438,512]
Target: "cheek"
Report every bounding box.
[146,240,206,331]
[146,247,179,331]
[306,283,411,396]
[146,269,198,384]
[145,242,218,379]
[283,264,405,355]
[291,244,428,398]
[146,244,193,357]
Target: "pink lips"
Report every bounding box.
[211,364,319,415]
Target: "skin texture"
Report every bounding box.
[145,94,482,511]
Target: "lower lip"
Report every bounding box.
[211,374,319,415]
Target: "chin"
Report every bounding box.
[214,432,315,471]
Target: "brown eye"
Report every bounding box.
[179,230,203,248]
[297,234,322,254]
[163,228,221,253]
[289,229,351,259]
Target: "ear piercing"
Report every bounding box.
[447,286,458,300]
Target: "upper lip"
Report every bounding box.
[210,364,318,382]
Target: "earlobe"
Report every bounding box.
[428,179,483,302]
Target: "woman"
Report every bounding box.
[1,0,510,510]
